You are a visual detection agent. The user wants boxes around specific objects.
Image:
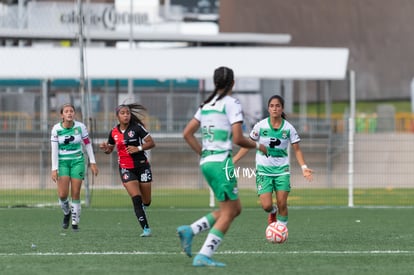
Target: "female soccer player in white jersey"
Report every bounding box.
[233,95,313,227]
[51,103,99,231]
[177,66,267,267]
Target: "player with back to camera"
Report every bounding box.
[177,66,268,267]
[99,103,155,237]
[51,103,99,231]
[233,94,313,229]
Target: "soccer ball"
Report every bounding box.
[265,222,288,244]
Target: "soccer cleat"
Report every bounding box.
[268,212,277,225]
[62,212,71,229]
[192,254,226,267]
[177,225,194,257]
[72,224,79,232]
[267,206,278,225]
[140,227,152,237]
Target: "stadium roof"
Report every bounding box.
[0,46,349,80]
[0,29,291,45]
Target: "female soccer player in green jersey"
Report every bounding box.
[177,66,267,267]
[233,95,313,227]
[51,103,99,231]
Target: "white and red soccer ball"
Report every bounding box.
[265,222,288,244]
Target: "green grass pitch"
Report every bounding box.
[1,205,413,274]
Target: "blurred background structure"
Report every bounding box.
[0,0,413,207]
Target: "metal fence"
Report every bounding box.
[1,110,414,207]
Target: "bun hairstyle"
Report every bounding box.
[201,66,234,107]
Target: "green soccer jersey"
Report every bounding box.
[194,95,244,165]
[51,121,89,161]
[249,117,301,176]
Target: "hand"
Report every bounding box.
[302,167,313,182]
[126,145,140,154]
[99,142,108,151]
[258,144,268,157]
[100,142,112,154]
[51,170,58,183]
[90,163,99,176]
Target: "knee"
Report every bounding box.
[262,202,273,212]
[277,201,287,211]
[235,206,242,217]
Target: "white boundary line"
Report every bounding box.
[1,250,414,257]
[3,206,414,213]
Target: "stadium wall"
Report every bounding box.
[220,0,414,102]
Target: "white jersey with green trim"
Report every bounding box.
[194,95,244,164]
[51,121,89,161]
[249,117,300,176]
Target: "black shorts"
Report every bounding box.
[119,163,152,183]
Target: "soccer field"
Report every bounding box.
[1,207,413,275]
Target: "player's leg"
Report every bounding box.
[257,175,277,224]
[192,157,238,267]
[69,158,85,231]
[139,164,153,207]
[136,166,153,236]
[193,198,240,267]
[70,178,82,231]
[57,176,71,229]
[57,160,71,229]
[120,168,151,237]
[177,211,219,257]
[124,180,151,236]
[275,174,291,225]
[140,181,152,207]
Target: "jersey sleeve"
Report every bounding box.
[50,124,58,142]
[226,97,244,125]
[249,122,260,141]
[50,124,59,170]
[138,124,150,140]
[107,129,115,145]
[51,140,59,170]
[193,107,201,122]
[79,122,90,141]
[289,124,301,144]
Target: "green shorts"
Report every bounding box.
[58,157,85,179]
[201,156,239,202]
[256,174,291,195]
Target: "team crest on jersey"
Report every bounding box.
[252,129,259,139]
[122,172,130,181]
[282,130,288,139]
[128,130,135,138]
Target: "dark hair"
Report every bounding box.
[116,103,147,126]
[201,66,234,107]
[60,103,75,114]
[268,95,287,119]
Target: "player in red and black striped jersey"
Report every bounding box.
[100,103,155,237]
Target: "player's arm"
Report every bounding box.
[100,131,115,154]
[232,122,267,156]
[51,140,59,182]
[183,118,202,156]
[100,142,114,154]
[292,142,313,182]
[233,147,249,164]
[142,135,155,150]
[126,134,155,154]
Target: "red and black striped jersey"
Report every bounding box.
[107,123,150,169]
